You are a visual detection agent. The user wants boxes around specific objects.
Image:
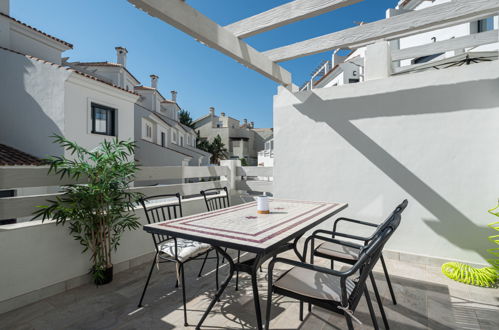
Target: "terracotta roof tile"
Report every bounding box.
[0,13,73,49]
[135,86,155,90]
[74,61,141,84]
[0,144,44,166]
[134,86,170,102]
[0,46,139,96]
[75,61,122,67]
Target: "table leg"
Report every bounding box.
[250,255,264,330]
[196,246,234,330]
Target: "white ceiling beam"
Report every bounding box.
[225,0,365,39]
[264,0,499,62]
[127,0,292,86]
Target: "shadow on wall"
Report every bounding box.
[0,49,64,158]
[294,79,498,262]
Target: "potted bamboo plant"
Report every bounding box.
[33,135,142,285]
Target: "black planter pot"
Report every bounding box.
[94,266,113,285]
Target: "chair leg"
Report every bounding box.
[235,250,241,291]
[370,272,389,330]
[138,253,157,307]
[345,313,355,330]
[197,250,209,278]
[364,286,379,330]
[380,254,397,305]
[180,263,188,326]
[299,301,304,321]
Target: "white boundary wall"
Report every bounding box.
[273,61,499,266]
[0,163,271,313]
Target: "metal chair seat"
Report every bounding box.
[274,266,355,301]
[158,239,211,262]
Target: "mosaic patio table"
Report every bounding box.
[143,198,348,329]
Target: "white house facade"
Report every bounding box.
[0,1,209,167]
[0,5,138,159]
[300,0,499,91]
[257,137,274,167]
[69,49,211,167]
[193,108,273,165]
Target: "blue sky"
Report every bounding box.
[11,0,399,128]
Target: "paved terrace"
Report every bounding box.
[1,250,497,330]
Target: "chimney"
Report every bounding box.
[0,0,9,15]
[243,119,248,126]
[220,112,226,117]
[115,46,128,67]
[250,121,254,128]
[171,90,177,102]
[209,107,215,116]
[150,75,158,89]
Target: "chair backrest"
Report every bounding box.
[348,222,398,308]
[200,187,230,211]
[139,193,183,246]
[367,199,408,241]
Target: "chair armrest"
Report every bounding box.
[302,234,363,265]
[312,229,370,243]
[269,257,355,278]
[310,234,364,250]
[333,217,378,237]
[334,217,378,228]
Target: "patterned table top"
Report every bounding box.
[144,199,348,254]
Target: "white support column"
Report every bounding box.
[364,41,391,81]
[220,159,241,194]
[181,159,189,184]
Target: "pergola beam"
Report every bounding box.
[225,0,365,39]
[264,0,499,62]
[128,0,292,86]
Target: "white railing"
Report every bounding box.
[0,161,273,313]
[236,166,273,194]
[391,29,498,74]
[0,162,273,221]
[258,150,274,157]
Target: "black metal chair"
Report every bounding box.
[137,193,219,326]
[265,224,398,330]
[312,200,408,303]
[200,187,246,290]
[306,199,408,329]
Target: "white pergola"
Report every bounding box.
[128,0,499,88]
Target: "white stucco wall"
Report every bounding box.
[9,26,64,64]
[0,15,69,65]
[64,74,137,153]
[274,61,499,265]
[0,48,70,158]
[0,49,137,159]
[0,196,243,312]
